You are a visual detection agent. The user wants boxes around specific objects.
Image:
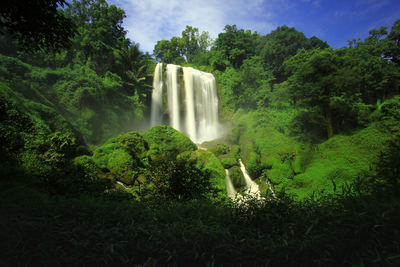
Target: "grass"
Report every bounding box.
[289,125,389,198]
[1,179,399,266]
[227,108,391,199]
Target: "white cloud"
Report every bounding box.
[109,0,277,53]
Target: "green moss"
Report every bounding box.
[115,131,149,165]
[229,166,245,188]
[283,125,390,198]
[73,155,102,182]
[210,143,229,156]
[107,149,138,185]
[92,141,119,169]
[143,125,197,162]
[220,157,238,169]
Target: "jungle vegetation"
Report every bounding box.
[0,0,399,266]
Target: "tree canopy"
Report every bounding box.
[0,0,76,51]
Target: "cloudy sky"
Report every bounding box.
[108,0,400,53]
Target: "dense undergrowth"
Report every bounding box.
[0,179,399,266]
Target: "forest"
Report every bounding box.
[0,0,399,266]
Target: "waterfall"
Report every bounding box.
[166,64,181,131]
[150,63,163,127]
[225,169,237,200]
[150,63,221,143]
[183,67,197,141]
[239,159,261,197]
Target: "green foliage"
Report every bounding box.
[288,125,390,198]
[106,149,137,185]
[64,0,129,75]
[229,166,245,188]
[177,150,226,196]
[143,126,197,162]
[153,25,212,64]
[220,157,238,169]
[0,52,147,144]
[92,131,149,185]
[1,180,400,266]
[0,1,76,51]
[374,139,400,190]
[375,95,400,134]
[142,149,225,201]
[213,25,259,68]
[115,131,148,163]
[260,25,328,82]
[210,143,229,156]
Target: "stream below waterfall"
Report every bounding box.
[225,159,262,200]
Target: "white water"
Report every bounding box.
[183,67,197,141]
[239,159,261,198]
[225,169,237,200]
[150,64,221,143]
[166,64,181,131]
[150,63,163,127]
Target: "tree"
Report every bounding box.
[260,25,310,83]
[153,38,182,64]
[386,19,400,64]
[259,26,329,83]
[213,25,259,68]
[180,25,211,63]
[286,48,360,138]
[0,0,76,51]
[238,56,274,108]
[64,0,130,75]
[153,25,212,64]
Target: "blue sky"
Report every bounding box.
[108,0,400,53]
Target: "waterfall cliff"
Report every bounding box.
[150,63,221,143]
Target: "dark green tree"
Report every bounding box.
[286,48,360,138]
[260,25,310,82]
[213,25,259,68]
[0,0,76,51]
[385,19,400,64]
[65,0,130,75]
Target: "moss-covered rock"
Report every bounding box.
[106,149,138,185]
[229,166,245,188]
[220,156,238,169]
[210,143,230,156]
[245,151,263,178]
[92,132,149,185]
[73,155,102,181]
[115,131,149,166]
[177,150,226,195]
[92,139,119,169]
[143,126,197,162]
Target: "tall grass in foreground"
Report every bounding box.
[0,180,399,266]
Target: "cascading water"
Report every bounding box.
[166,64,181,131]
[150,63,163,126]
[239,159,261,198]
[225,169,237,200]
[150,63,221,143]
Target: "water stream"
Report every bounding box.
[239,159,261,198]
[225,169,237,200]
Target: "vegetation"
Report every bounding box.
[0,0,399,265]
